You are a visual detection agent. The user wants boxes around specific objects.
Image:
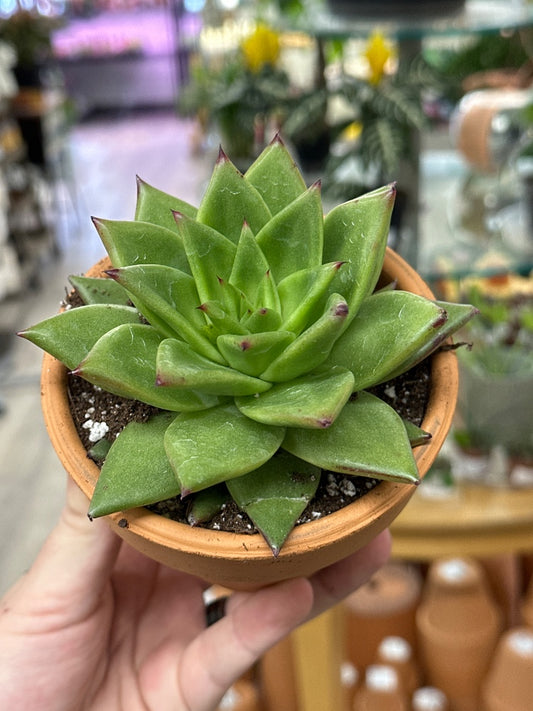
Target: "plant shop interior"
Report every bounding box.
[1,0,533,709]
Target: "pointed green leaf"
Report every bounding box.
[245,135,307,215]
[88,437,112,463]
[108,265,224,363]
[156,338,271,396]
[278,261,345,335]
[135,176,197,230]
[382,301,479,381]
[282,392,420,484]
[256,182,323,284]
[198,300,248,337]
[107,265,205,329]
[403,419,432,447]
[187,485,230,526]
[229,221,272,307]
[227,451,320,555]
[164,403,285,494]
[174,211,236,304]
[93,218,190,273]
[254,269,280,313]
[236,367,354,429]
[260,293,350,382]
[329,290,447,390]
[68,275,130,306]
[242,307,282,333]
[19,304,141,370]
[323,184,395,323]
[77,323,219,411]
[218,278,253,321]
[196,150,271,243]
[217,331,295,377]
[88,413,180,518]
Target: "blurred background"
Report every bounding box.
[1,1,533,709]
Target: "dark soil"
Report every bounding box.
[67,359,431,536]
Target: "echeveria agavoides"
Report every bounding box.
[20,137,477,553]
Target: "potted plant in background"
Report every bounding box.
[0,9,61,88]
[322,32,444,205]
[20,137,476,588]
[178,23,291,169]
[442,268,533,467]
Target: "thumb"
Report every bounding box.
[5,476,121,622]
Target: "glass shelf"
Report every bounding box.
[418,151,533,282]
[293,0,533,42]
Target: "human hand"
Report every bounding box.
[0,476,390,711]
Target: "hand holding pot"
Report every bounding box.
[0,476,391,711]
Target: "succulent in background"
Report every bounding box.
[440,271,533,458]
[20,137,477,554]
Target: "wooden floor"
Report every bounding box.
[0,111,212,595]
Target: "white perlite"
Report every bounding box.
[82,419,110,443]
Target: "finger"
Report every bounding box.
[179,576,314,711]
[307,528,392,620]
[4,476,121,623]
[178,530,391,710]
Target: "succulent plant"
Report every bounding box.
[20,137,477,554]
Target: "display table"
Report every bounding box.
[391,482,533,559]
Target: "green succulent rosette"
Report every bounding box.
[20,137,477,554]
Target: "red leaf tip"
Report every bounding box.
[217,145,229,164]
[335,302,349,318]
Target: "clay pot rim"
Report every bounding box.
[40,247,458,585]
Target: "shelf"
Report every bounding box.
[293,0,533,41]
[390,482,533,559]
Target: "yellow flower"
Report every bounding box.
[341,121,363,142]
[241,23,280,73]
[364,31,394,85]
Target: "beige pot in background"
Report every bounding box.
[480,627,533,711]
[451,88,529,174]
[416,557,503,711]
[40,248,459,590]
[344,562,423,672]
[216,679,261,711]
[521,573,533,629]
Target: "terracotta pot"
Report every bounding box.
[216,679,261,711]
[344,562,423,670]
[259,637,298,711]
[40,248,459,589]
[452,89,528,174]
[352,664,408,711]
[480,627,533,711]
[521,573,533,629]
[416,557,503,711]
[375,636,421,698]
[411,687,449,711]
